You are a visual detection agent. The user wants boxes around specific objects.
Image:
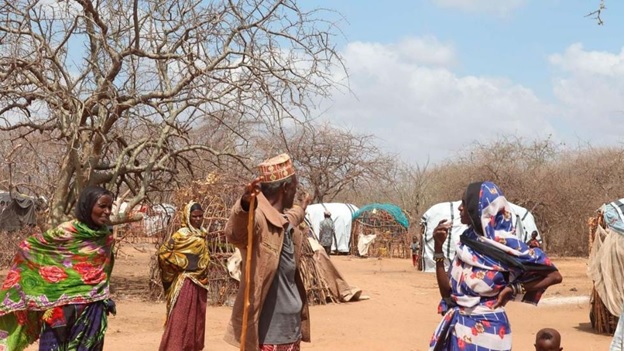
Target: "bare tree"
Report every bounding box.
[256,122,393,203]
[407,136,624,256]
[0,131,63,197]
[386,161,430,220]
[0,0,343,225]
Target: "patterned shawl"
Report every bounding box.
[158,201,210,319]
[0,220,114,350]
[430,182,558,350]
[455,181,557,305]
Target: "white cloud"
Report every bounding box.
[548,43,624,143]
[319,37,555,164]
[341,37,456,75]
[549,43,624,76]
[391,36,457,67]
[318,39,624,165]
[431,0,526,16]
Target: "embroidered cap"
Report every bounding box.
[257,153,296,183]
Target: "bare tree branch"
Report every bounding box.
[0,0,345,226]
[586,0,606,25]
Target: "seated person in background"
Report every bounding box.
[527,231,541,249]
[535,328,563,351]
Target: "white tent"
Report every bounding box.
[420,200,540,272]
[305,203,359,253]
[113,202,176,236]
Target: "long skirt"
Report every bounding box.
[159,279,207,351]
[38,299,115,351]
[429,307,512,351]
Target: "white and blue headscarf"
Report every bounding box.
[457,181,557,304]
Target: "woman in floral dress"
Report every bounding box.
[429,181,562,351]
[0,186,116,351]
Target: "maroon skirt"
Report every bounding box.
[159,278,207,351]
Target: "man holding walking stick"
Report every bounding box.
[224,154,312,351]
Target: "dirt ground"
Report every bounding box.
[16,244,613,351]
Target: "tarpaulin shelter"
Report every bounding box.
[0,191,40,232]
[420,200,540,272]
[306,235,364,303]
[114,202,176,244]
[587,199,624,334]
[351,203,410,258]
[305,203,358,253]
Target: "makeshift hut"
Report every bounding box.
[587,199,624,335]
[305,203,359,253]
[351,203,410,258]
[300,218,364,304]
[0,191,41,232]
[420,200,540,272]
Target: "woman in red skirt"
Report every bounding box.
[158,201,210,351]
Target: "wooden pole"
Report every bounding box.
[240,195,255,351]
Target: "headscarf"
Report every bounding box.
[456,181,557,304]
[180,201,205,234]
[74,186,114,229]
[463,181,483,235]
[158,201,210,319]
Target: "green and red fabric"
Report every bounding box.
[0,220,115,351]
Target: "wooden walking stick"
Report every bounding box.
[240,193,256,351]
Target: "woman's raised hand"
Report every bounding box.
[433,219,451,251]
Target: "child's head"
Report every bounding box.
[534,328,562,351]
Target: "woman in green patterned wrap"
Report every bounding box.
[158,201,210,351]
[0,186,117,351]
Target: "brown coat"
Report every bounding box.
[223,193,311,351]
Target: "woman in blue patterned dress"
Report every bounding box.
[429,181,562,351]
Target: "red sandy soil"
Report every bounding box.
[16,245,612,350]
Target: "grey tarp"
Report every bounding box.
[588,226,624,317]
[0,192,38,231]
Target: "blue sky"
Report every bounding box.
[304,0,624,164]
